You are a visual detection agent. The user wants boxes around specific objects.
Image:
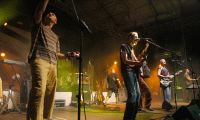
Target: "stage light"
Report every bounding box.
[114,61,117,65]
[3,22,7,27]
[0,52,6,57]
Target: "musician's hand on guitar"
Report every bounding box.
[66,51,80,58]
[135,60,143,66]
[72,51,80,58]
[138,42,149,61]
[192,78,197,81]
[165,75,173,79]
[169,75,174,79]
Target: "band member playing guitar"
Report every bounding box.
[120,32,148,120]
[157,59,182,111]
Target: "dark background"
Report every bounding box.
[0,0,200,80]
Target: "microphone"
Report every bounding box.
[136,38,152,43]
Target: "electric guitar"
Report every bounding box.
[160,70,183,87]
[132,43,149,70]
[138,43,149,62]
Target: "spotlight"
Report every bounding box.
[0,52,6,57]
[3,22,8,27]
[114,61,117,65]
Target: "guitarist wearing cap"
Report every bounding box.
[157,59,182,111]
[120,32,148,120]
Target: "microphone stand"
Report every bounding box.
[71,0,92,120]
[146,39,180,56]
[146,39,180,110]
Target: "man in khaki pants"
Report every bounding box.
[27,0,79,120]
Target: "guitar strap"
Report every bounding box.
[28,23,42,61]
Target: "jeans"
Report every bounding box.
[122,70,141,120]
[161,86,173,110]
[27,58,57,120]
[162,86,171,103]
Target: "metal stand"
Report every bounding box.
[71,0,92,120]
[173,71,178,110]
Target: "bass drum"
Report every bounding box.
[118,87,127,102]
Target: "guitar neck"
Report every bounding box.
[138,44,149,60]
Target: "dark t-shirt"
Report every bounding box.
[120,44,136,72]
[107,73,119,90]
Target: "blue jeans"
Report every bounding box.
[161,86,172,110]
[162,86,171,103]
[122,70,141,120]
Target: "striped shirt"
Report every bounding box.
[29,23,60,64]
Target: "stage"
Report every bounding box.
[0,101,190,120]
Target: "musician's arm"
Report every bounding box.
[121,52,142,66]
[34,0,49,24]
[57,52,80,59]
[138,43,150,59]
[184,72,196,81]
[57,53,65,59]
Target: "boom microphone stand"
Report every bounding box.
[71,0,92,120]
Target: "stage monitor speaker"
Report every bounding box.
[172,104,200,120]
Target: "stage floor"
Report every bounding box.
[0,102,189,120]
